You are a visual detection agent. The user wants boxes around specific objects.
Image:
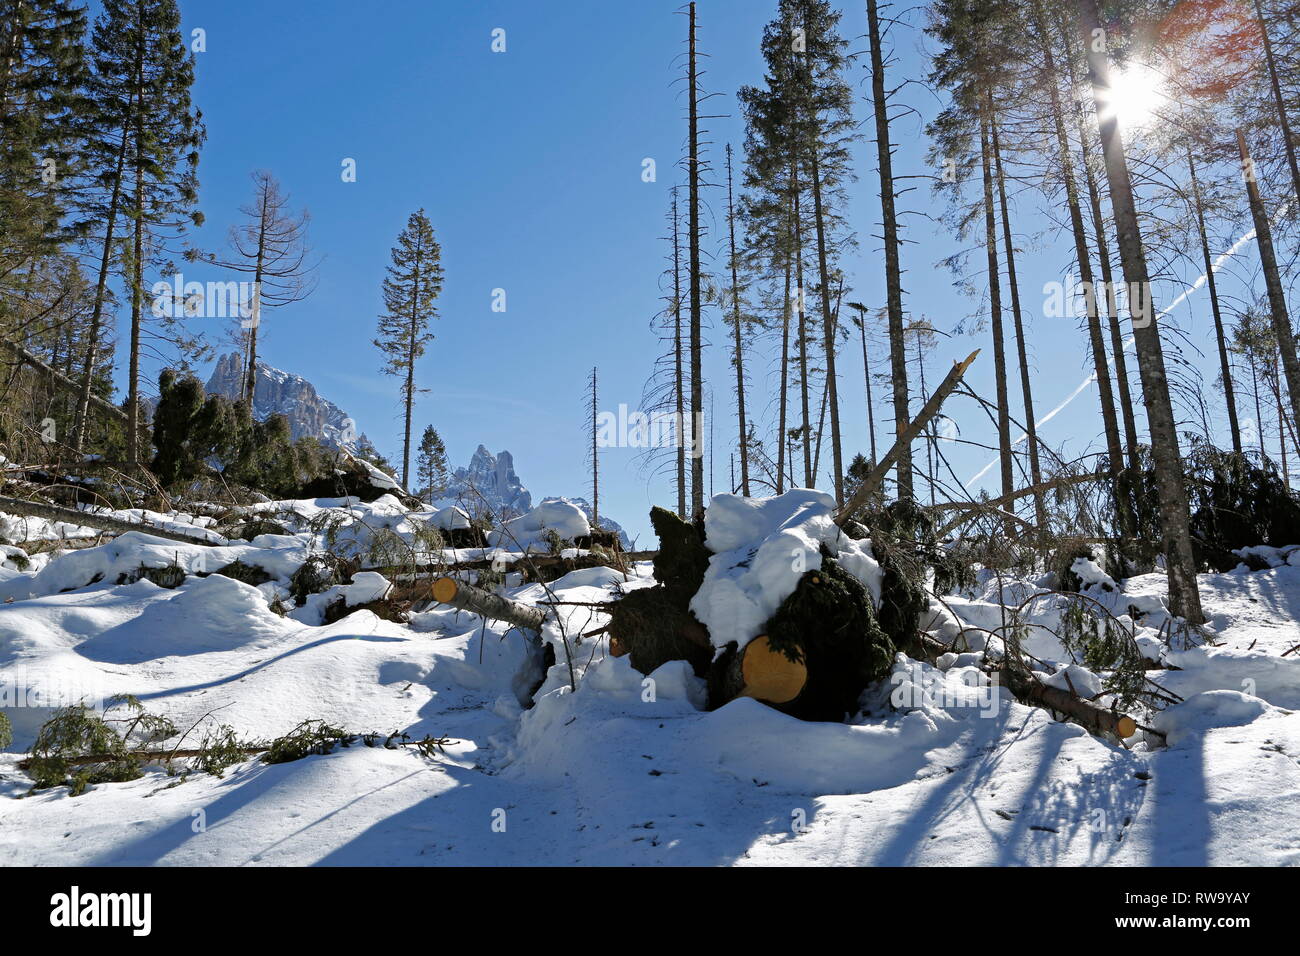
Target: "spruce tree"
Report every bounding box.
[415,424,448,503]
[375,208,442,489]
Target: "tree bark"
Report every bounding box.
[991,114,1046,531]
[725,146,751,496]
[687,2,704,518]
[1237,129,1300,445]
[0,495,220,546]
[866,0,912,499]
[808,147,844,501]
[1188,147,1242,454]
[979,110,1014,517]
[431,576,546,631]
[1078,0,1203,625]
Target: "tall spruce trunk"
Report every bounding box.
[672,193,686,517]
[1036,4,1129,536]
[72,116,132,453]
[1060,9,1141,469]
[793,166,813,486]
[401,257,421,489]
[1255,0,1300,204]
[866,0,912,499]
[857,313,878,463]
[725,147,750,496]
[1079,0,1204,624]
[1187,146,1242,454]
[979,112,1014,511]
[1238,128,1300,443]
[991,114,1046,531]
[808,148,844,500]
[243,190,270,405]
[687,2,704,517]
[777,249,792,494]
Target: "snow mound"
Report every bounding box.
[1151,690,1272,747]
[689,490,883,653]
[488,498,590,551]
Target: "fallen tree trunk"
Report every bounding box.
[377,549,657,579]
[1,338,129,423]
[905,631,1138,740]
[0,495,220,547]
[1000,660,1137,740]
[430,576,547,630]
[834,349,979,526]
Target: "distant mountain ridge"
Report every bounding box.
[205,352,362,449]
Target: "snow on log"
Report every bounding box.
[0,495,221,547]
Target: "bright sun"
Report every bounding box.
[1100,63,1166,133]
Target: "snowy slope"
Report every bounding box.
[1,494,1299,866]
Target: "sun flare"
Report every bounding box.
[1100,62,1167,133]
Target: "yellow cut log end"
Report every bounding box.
[432,577,459,604]
[609,635,629,657]
[740,635,808,705]
[1116,715,1137,739]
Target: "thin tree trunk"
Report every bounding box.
[672,193,686,518]
[858,314,878,464]
[991,113,1046,531]
[777,249,791,495]
[1036,3,1131,536]
[1079,0,1203,625]
[1060,8,1141,469]
[725,146,750,496]
[687,2,704,518]
[793,169,812,486]
[808,147,844,500]
[979,112,1014,513]
[72,117,132,453]
[866,0,911,499]
[1254,0,1300,204]
[1237,129,1300,443]
[401,254,420,489]
[1188,147,1243,454]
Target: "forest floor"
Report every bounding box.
[1,493,1298,866]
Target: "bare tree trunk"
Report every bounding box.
[991,114,1046,531]
[725,146,750,496]
[687,2,704,518]
[777,248,791,495]
[1079,0,1203,625]
[809,148,844,501]
[857,313,878,463]
[866,0,912,499]
[126,140,144,468]
[793,169,812,487]
[1188,147,1243,454]
[1036,3,1131,536]
[1254,0,1300,203]
[1238,129,1300,443]
[72,118,131,453]
[672,193,686,518]
[979,111,1014,513]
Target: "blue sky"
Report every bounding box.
[111,0,1270,543]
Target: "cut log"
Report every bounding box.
[0,495,221,547]
[430,576,546,631]
[834,349,979,525]
[739,635,807,704]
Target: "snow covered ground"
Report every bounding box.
[1,492,1298,866]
